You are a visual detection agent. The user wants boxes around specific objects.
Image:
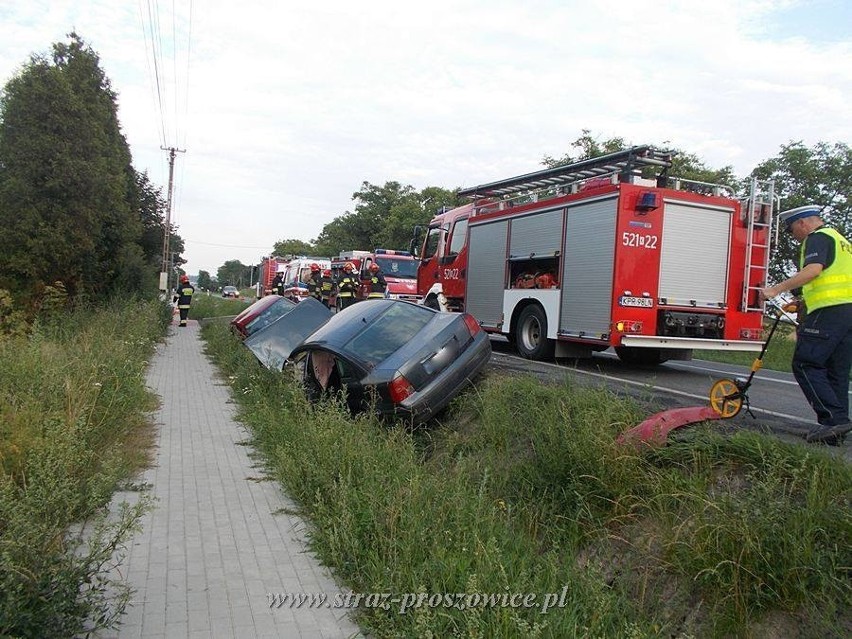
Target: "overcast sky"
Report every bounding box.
[2,0,850,275]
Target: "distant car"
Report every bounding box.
[243,298,491,423]
[222,286,239,298]
[230,295,297,339]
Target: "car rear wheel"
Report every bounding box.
[515,305,554,360]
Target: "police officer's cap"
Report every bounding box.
[778,205,821,231]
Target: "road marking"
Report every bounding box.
[491,352,806,422]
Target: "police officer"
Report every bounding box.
[761,205,852,444]
[319,269,335,308]
[336,262,359,310]
[366,262,387,299]
[173,274,195,327]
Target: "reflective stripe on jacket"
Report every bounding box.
[175,285,194,309]
[337,276,357,297]
[800,227,852,311]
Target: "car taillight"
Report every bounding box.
[462,313,481,336]
[389,372,415,404]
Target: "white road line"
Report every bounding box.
[492,353,806,422]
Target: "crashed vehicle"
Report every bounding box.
[243,297,491,422]
[230,294,297,339]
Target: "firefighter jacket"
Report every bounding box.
[800,227,852,312]
[320,276,334,301]
[337,274,358,298]
[367,273,387,299]
[307,273,322,299]
[173,283,195,309]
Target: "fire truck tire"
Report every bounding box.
[515,305,555,360]
[614,346,668,366]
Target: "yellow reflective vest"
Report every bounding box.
[800,227,852,311]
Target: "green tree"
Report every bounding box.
[750,140,852,283]
[543,129,736,187]
[313,182,458,256]
[217,260,252,288]
[0,33,153,303]
[196,270,215,291]
[272,238,315,257]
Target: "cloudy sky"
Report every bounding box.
[1,0,850,275]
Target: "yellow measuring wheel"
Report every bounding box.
[709,378,744,418]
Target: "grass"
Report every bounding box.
[201,320,852,639]
[0,296,171,638]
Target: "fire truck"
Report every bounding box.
[258,256,286,297]
[330,249,421,305]
[412,146,776,364]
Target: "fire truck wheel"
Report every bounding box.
[515,305,555,360]
[614,346,668,366]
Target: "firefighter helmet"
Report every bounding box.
[180,274,189,283]
[369,262,380,272]
[323,269,331,277]
[310,262,320,272]
[343,262,355,273]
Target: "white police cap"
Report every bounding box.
[778,205,821,229]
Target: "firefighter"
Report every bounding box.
[336,262,359,310]
[319,269,335,308]
[271,271,285,296]
[173,274,195,328]
[366,262,387,299]
[307,263,322,301]
[761,205,852,444]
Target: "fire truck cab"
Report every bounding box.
[413,146,775,364]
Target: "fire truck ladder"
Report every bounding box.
[742,178,776,312]
[457,146,674,198]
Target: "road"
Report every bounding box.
[487,336,852,457]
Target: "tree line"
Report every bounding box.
[1,35,849,311]
[0,34,183,317]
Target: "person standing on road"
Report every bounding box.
[320,269,335,308]
[173,274,195,328]
[366,262,387,299]
[336,262,359,310]
[760,205,852,444]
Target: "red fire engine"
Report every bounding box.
[412,146,775,364]
[258,255,286,297]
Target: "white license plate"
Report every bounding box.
[619,296,654,308]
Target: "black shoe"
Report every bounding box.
[805,421,852,444]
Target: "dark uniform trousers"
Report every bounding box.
[792,303,852,426]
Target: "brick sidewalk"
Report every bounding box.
[101,319,363,638]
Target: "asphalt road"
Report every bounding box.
[487,336,852,458]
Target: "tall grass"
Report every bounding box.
[203,321,851,638]
[0,297,170,637]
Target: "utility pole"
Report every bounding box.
[159,146,187,292]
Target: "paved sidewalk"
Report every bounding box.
[103,319,363,639]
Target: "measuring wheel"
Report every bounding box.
[709,378,743,418]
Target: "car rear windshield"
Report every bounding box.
[343,303,434,367]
